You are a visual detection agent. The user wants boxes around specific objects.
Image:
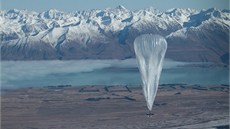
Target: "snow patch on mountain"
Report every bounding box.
[0,6,229,62]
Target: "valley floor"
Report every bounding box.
[1,84,229,129]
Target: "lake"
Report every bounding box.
[1,59,228,89]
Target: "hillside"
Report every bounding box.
[0,6,229,64]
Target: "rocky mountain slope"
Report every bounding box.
[0,6,229,64]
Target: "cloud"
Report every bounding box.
[1,59,195,89]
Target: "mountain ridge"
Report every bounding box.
[0,6,229,64]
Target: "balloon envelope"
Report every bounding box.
[134,34,167,111]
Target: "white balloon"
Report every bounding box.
[134,34,167,111]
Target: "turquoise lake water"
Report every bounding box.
[1,59,228,89]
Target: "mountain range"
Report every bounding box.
[0,6,229,64]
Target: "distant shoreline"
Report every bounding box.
[1,83,229,91]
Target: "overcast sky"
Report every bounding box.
[1,0,229,12]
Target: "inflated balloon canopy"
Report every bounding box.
[134,34,167,111]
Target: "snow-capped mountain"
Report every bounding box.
[0,6,229,64]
